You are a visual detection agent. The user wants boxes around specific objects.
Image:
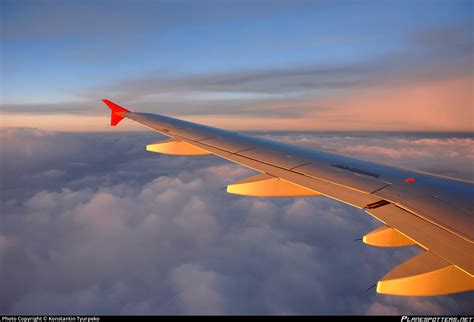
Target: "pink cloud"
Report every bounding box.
[2,75,472,132]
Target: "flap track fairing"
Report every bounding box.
[146,139,211,156]
[227,173,321,197]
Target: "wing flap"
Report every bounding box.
[365,204,474,275]
[374,183,474,242]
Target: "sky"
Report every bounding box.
[1,0,473,131]
[1,129,473,314]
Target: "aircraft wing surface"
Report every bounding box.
[103,99,473,296]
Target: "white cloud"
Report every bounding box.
[0,128,472,314]
[171,263,223,314]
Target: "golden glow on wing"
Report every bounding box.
[227,173,321,197]
[363,225,415,247]
[146,139,211,155]
[377,251,474,296]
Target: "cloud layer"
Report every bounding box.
[0,129,473,314]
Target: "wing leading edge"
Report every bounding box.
[103,99,474,296]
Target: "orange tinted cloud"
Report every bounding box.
[0,114,144,132]
[1,76,472,132]
[186,75,473,132]
[314,75,473,131]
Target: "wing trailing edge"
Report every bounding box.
[101,99,474,296]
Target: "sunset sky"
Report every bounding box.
[1,0,472,131]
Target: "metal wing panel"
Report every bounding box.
[125,116,384,207]
[237,142,313,170]
[159,134,390,208]
[119,109,473,279]
[128,112,227,141]
[292,161,391,195]
[365,204,474,275]
[198,134,258,153]
[372,173,474,241]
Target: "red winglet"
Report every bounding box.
[102,99,130,126]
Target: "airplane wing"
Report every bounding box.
[103,99,474,296]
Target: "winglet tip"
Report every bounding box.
[102,99,129,112]
[102,99,129,126]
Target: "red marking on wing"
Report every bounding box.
[102,99,129,126]
[405,177,415,183]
